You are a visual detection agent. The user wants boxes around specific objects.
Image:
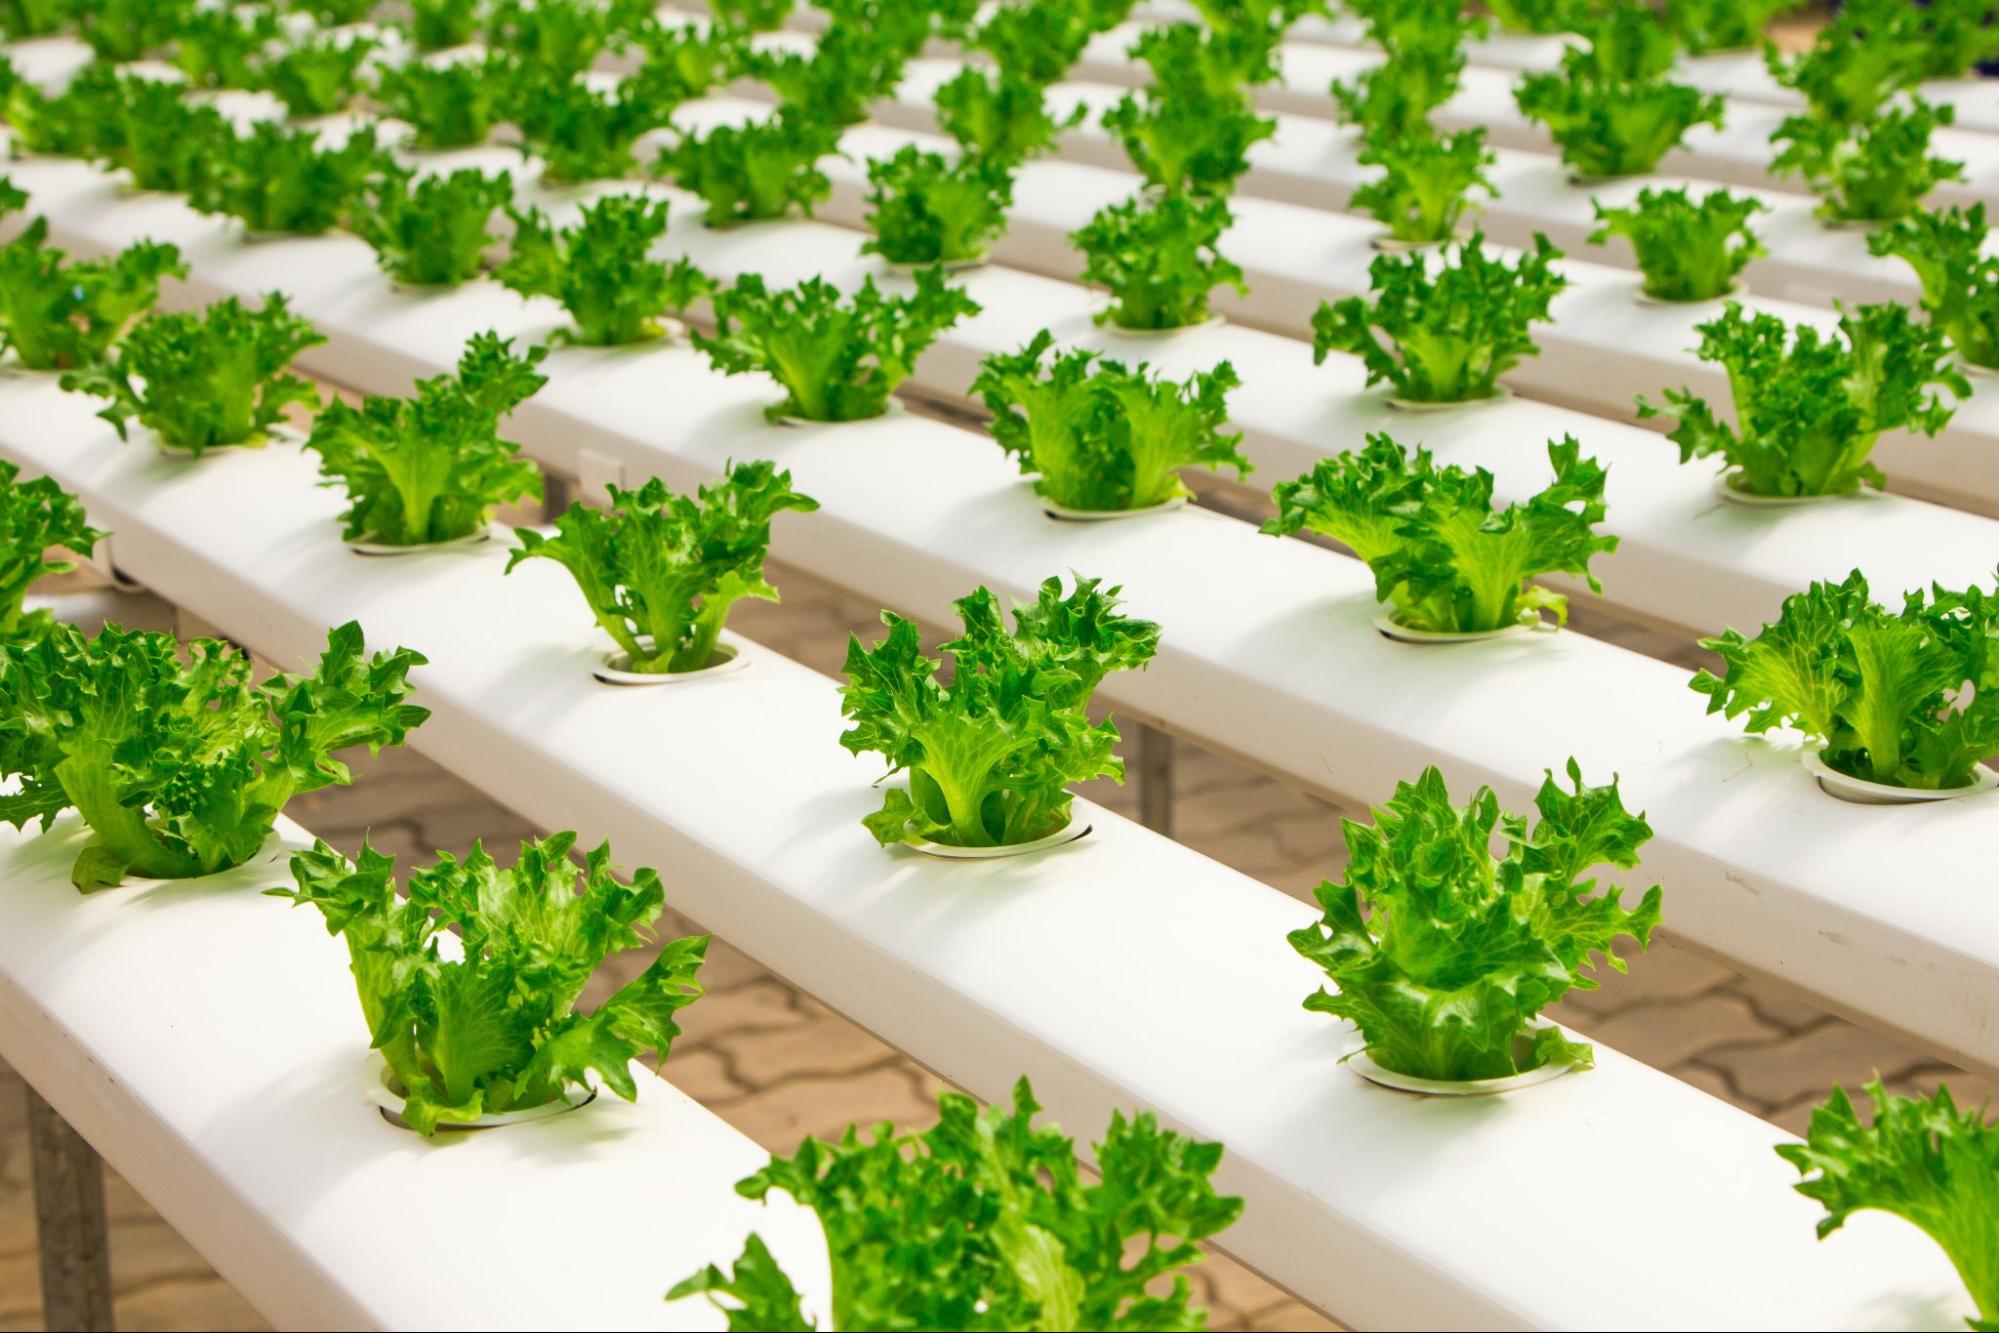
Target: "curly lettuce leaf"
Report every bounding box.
[497,194,711,346]
[0,461,102,641]
[1589,186,1766,303]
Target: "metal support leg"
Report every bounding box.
[26,1086,115,1332]
[542,471,575,519]
[1136,723,1175,837]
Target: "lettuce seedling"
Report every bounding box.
[1767,10,1923,128]
[0,620,427,891]
[172,5,281,91]
[258,31,379,119]
[76,0,189,61]
[509,66,680,184]
[1779,1079,1998,1330]
[1870,204,1999,372]
[1352,124,1494,245]
[1101,86,1276,198]
[195,121,384,236]
[1773,98,1966,225]
[1666,0,1804,55]
[1639,301,1967,498]
[861,146,1012,266]
[1314,233,1566,404]
[672,1079,1242,1330]
[657,112,839,227]
[1484,0,1571,33]
[973,329,1250,511]
[485,0,651,80]
[0,220,185,372]
[933,66,1083,164]
[1130,19,1281,100]
[840,575,1158,848]
[0,462,101,643]
[0,0,70,41]
[508,462,818,674]
[1331,41,1468,139]
[349,165,510,289]
[61,294,325,455]
[406,0,481,50]
[740,21,910,127]
[306,333,544,546]
[696,268,979,422]
[1265,432,1615,632]
[1695,571,1999,792]
[972,0,1095,86]
[98,75,232,195]
[372,54,507,151]
[1291,762,1661,1082]
[1589,186,1767,303]
[273,832,707,1135]
[1072,192,1247,330]
[1515,60,1724,179]
[497,194,711,346]
[711,0,794,32]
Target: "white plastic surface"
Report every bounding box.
[9,153,1999,1083]
[0,373,1975,1333]
[0,812,832,1331]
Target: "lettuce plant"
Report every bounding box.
[172,5,281,91]
[0,219,185,372]
[1589,187,1766,303]
[305,334,544,547]
[630,21,740,105]
[861,146,1012,266]
[0,462,101,643]
[840,575,1158,848]
[1331,41,1468,139]
[98,75,233,195]
[1291,762,1661,1082]
[486,0,651,80]
[1347,0,1485,54]
[509,66,680,185]
[0,0,70,40]
[1352,125,1494,245]
[1072,192,1246,331]
[1767,10,1922,128]
[933,66,1083,164]
[972,0,1095,86]
[497,195,711,347]
[740,21,910,127]
[2,60,119,158]
[1190,0,1326,28]
[0,620,427,891]
[695,269,979,422]
[1515,59,1724,179]
[1101,86,1275,198]
[672,1079,1241,1331]
[350,165,510,289]
[711,0,794,32]
[406,0,481,50]
[273,833,707,1135]
[1896,0,1999,81]
[373,54,507,151]
[508,463,818,674]
[195,121,384,236]
[1639,302,1967,498]
[1314,233,1566,404]
[1870,205,1999,372]
[657,112,839,227]
[1773,98,1966,226]
[973,330,1250,511]
[1484,0,1571,33]
[1130,19,1281,100]
[1266,433,1615,633]
[76,0,189,61]
[1780,1079,1997,1331]
[1666,0,1803,55]
[1694,571,1999,792]
[60,294,325,456]
[258,31,379,119]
